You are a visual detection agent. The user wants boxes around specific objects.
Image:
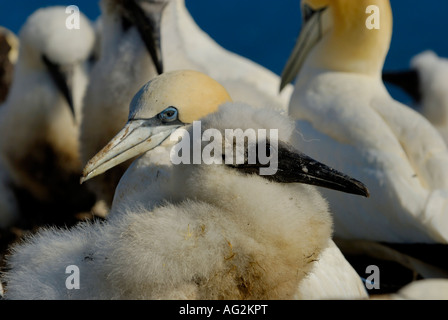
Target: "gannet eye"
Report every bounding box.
[159,106,178,123]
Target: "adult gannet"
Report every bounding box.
[280,0,448,243]
[2,78,369,299]
[383,51,448,144]
[0,7,96,227]
[79,0,294,216]
[83,70,367,300]
[0,27,19,104]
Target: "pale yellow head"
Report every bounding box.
[308,0,392,75]
[81,69,232,183]
[129,69,232,123]
[281,0,393,89]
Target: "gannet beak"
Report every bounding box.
[276,144,369,197]
[42,55,75,118]
[81,119,181,183]
[280,5,328,92]
[382,69,422,103]
[231,142,369,197]
[121,0,166,75]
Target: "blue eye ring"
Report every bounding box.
[159,106,178,122]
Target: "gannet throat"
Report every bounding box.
[119,0,168,74]
[42,55,75,117]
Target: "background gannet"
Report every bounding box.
[0,27,19,104]
[281,0,448,244]
[0,7,96,229]
[3,92,369,299]
[82,70,368,300]
[383,51,448,144]
[79,0,295,216]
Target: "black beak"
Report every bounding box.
[382,69,422,103]
[230,142,369,198]
[42,55,75,118]
[121,0,166,75]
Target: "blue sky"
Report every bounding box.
[1,0,447,103]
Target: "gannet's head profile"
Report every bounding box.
[18,6,95,116]
[81,70,232,182]
[101,0,170,74]
[280,0,393,91]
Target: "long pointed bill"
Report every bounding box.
[231,143,369,198]
[279,5,328,92]
[81,119,181,184]
[42,55,75,118]
[122,0,166,75]
[382,69,422,103]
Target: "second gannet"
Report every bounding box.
[280,0,448,243]
[0,7,96,227]
[3,77,369,298]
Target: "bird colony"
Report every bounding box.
[0,0,447,301]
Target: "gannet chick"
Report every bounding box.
[383,51,448,144]
[80,0,166,216]
[3,99,369,300]
[0,7,95,226]
[0,27,19,104]
[280,0,448,243]
[82,70,368,300]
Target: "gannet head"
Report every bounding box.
[81,70,232,183]
[18,6,95,117]
[280,0,393,91]
[101,0,169,74]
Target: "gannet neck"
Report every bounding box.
[304,0,392,78]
